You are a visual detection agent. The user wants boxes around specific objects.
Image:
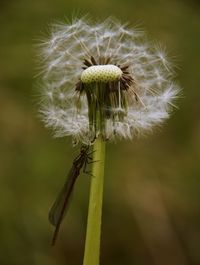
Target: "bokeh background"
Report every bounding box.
[1,0,200,264]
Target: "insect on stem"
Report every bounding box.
[49,145,93,245]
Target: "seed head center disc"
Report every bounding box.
[81,64,123,84]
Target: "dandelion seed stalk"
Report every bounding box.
[38,16,180,262]
[83,137,105,265]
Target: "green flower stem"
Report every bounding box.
[83,137,106,265]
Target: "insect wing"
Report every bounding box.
[48,166,77,227]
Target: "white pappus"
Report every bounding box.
[38,17,180,144]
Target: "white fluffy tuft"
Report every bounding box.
[38,17,180,143]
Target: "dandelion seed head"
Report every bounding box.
[38,17,180,144]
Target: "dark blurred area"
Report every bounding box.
[0,0,200,264]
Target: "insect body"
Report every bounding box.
[49,145,92,245]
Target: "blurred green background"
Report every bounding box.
[0,0,200,264]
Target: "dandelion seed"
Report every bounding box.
[39,17,179,144]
